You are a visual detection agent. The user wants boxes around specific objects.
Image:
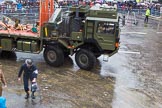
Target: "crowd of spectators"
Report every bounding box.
[117,1,161,16]
[0,0,161,16]
[0,0,39,13]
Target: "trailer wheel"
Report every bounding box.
[75,49,96,70]
[0,51,16,60]
[43,46,64,67]
[1,51,11,58]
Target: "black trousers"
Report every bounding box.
[23,75,33,92]
[144,15,149,23]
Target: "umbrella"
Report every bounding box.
[0,0,17,4]
[105,0,113,2]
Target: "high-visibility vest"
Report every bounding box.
[145,9,150,16]
[136,0,140,3]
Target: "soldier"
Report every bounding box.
[14,18,23,30]
[2,17,9,25]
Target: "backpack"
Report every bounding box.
[0,97,6,108]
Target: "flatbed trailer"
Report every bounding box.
[0,21,41,53]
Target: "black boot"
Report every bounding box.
[31,92,35,99]
[25,93,29,99]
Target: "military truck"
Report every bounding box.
[0,5,120,70]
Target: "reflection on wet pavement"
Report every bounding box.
[1,54,115,108]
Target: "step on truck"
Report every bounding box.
[0,3,120,70]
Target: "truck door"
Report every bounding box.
[95,21,116,51]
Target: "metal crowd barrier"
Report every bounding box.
[117,8,160,17]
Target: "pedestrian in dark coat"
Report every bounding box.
[18,59,38,99]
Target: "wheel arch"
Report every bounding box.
[79,38,103,53]
[43,43,64,67]
[75,48,96,70]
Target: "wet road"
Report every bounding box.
[1,18,162,108]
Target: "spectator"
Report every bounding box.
[144,7,150,23]
[18,59,38,99]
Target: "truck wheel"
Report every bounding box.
[43,46,64,67]
[75,49,96,70]
[1,51,11,58]
[0,51,16,60]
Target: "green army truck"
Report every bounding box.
[0,5,120,70]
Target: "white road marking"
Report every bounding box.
[121,32,147,35]
[119,50,140,54]
[156,32,162,34]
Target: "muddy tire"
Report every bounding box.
[43,46,64,67]
[1,51,11,58]
[75,49,96,70]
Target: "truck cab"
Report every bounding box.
[85,5,120,56]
